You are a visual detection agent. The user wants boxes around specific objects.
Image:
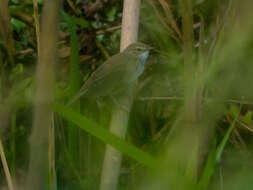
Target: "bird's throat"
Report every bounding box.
[139,51,149,63]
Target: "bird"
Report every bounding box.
[67,42,152,106]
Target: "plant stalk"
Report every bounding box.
[99,0,141,190]
[25,0,61,189]
[0,140,14,190]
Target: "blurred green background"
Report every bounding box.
[1,0,253,189]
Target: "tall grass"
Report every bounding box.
[1,0,253,189]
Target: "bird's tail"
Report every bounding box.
[66,88,88,106]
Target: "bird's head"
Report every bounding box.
[124,42,152,62]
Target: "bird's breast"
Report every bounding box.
[139,51,149,63]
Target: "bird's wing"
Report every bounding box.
[67,54,139,104]
[87,53,138,84]
[73,53,138,100]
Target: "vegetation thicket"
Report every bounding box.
[1,0,253,190]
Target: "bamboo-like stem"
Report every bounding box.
[32,0,41,57]
[182,0,196,122]
[99,0,141,190]
[25,0,61,189]
[181,0,198,181]
[161,1,199,186]
[120,0,140,51]
[0,140,14,190]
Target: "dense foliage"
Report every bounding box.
[1,0,253,189]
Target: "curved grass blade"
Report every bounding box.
[198,105,241,189]
[53,103,157,168]
[61,11,81,168]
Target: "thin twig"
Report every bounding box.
[96,25,122,35]
[96,39,110,59]
[238,120,253,133]
[157,0,182,40]
[32,0,40,57]
[0,140,14,190]
[138,96,183,101]
[11,12,33,27]
[147,0,180,44]
[138,96,253,105]
[66,0,81,15]
[226,99,253,105]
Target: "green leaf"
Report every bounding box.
[198,106,241,190]
[11,0,19,4]
[216,105,241,162]
[9,77,32,96]
[72,16,90,29]
[11,18,26,32]
[197,141,216,190]
[61,11,82,163]
[242,111,252,125]
[53,103,157,168]
[61,11,81,100]
[193,0,206,6]
[37,0,44,4]
[228,105,240,118]
[107,7,117,22]
[97,34,104,41]
[10,64,24,82]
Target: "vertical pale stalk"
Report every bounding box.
[164,1,198,187]
[181,0,198,181]
[99,0,141,190]
[182,0,196,122]
[25,0,61,189]
[0,141,14,190]
[120,0,141,50]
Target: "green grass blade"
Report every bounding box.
[53,103,157,168]
[197,141,216,190]
[61,11,81,98]
[198,106,241,189]
[215,106,241,162]
[61,11,81,167]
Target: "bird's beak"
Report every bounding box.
[147,46,153,51]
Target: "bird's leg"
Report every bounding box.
[110,96,130,113]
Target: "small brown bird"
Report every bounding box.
[67,42,152,105]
